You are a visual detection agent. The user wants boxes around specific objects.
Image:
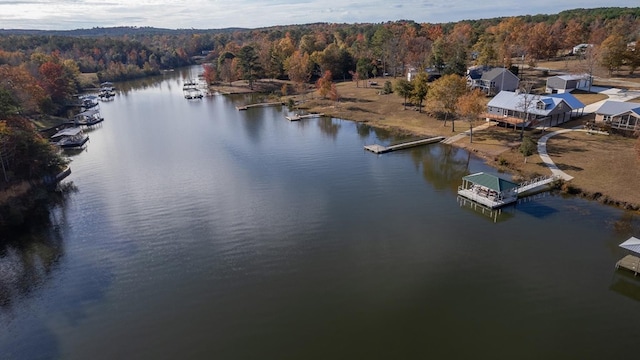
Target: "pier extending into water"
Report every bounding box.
[285,113,324,121]
[364,136,445,154]
[236,102,284,111]
[616,255,640,276]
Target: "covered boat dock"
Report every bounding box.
[616,236,640,276]
[457,172,519,208]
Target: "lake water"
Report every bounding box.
[2,67,640,359]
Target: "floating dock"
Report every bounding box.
[236,102,284,111]
[616,255,640,276]
[285,113,324,121]
[364,136,445,154]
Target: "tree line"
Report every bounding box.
[0,6,639,193]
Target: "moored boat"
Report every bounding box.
[51,127,89,149]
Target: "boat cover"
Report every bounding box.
[51,127,82,138]
[620,237,640,255]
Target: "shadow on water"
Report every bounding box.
[317,117,341,139]
[410,144,471,193]
[0,183,76,310]
[610,270,640,302]
[1,181,117,359]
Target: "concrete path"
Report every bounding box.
[536,84,638,181]
[441,121,497,144]
[537,127,609,181]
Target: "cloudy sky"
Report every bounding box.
[1,0,638,30]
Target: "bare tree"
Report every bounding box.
[516,81,539,140]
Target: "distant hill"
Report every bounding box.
[0,26,249,37]
[0,7,638,37]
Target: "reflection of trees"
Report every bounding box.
[0,185,74,310]
[0,218,64,309]
[410,144,470,192]
[317,118,341,139]
[355,123,371,139]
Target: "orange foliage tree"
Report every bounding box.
[316,70,333,99]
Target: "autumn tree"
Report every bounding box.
[410,72,429,113]
[394,79,413,110]
[428,74,467,131]
[284,50,312,94]
[0,65,46,115]
[456,88,486,143]
[202,63,217,84]
[599,34,627,75]
[38,59,77,109]
[316,70,333,99]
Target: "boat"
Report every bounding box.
[79,95,99,109]
[51,127,89,149]
[184,88,203,99]
[73,108,104,126]
[98,82,116,99]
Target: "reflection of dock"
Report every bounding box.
[285,113,324,121]
[236,102,284,111]
[364,136,445,154]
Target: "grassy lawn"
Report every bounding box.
[297,76,640,208]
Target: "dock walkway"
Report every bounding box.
[236,102,284,111]
[364,136,445,154]
[616,255,640,276]
[286,113,324,121]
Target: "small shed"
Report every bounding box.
[545,74,590,94]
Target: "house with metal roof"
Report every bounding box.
[594,101,640,132]
[467,66,519,95]
[485,91,585,129]
[545,74,591,94]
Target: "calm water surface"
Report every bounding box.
[2,67,640,359]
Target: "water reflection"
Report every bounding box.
[317,117,341,139]
[410,144,470,192]
[610,270,640,302]
[0,215,64,310]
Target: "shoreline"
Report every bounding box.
[210,80,640,212]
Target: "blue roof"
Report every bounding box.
[488,91,584,115]
[546,93,585,110]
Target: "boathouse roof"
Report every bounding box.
[620,236,640,254]
[462,172,518,192]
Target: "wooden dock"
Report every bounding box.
[364,136,445,154]
[285,113,324,121]
[236,102,284,111]
[616,255,640,276]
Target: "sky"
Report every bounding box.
[0,0,638,31]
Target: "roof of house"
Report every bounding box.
[596,101,640,116]
[462,172,519,192]
[546,93,586,110]
[481,67,515,81]
[466,65,495,80]
[547,74,589,83]
[487,91,584,116]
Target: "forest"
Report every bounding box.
[0,7,639,206]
